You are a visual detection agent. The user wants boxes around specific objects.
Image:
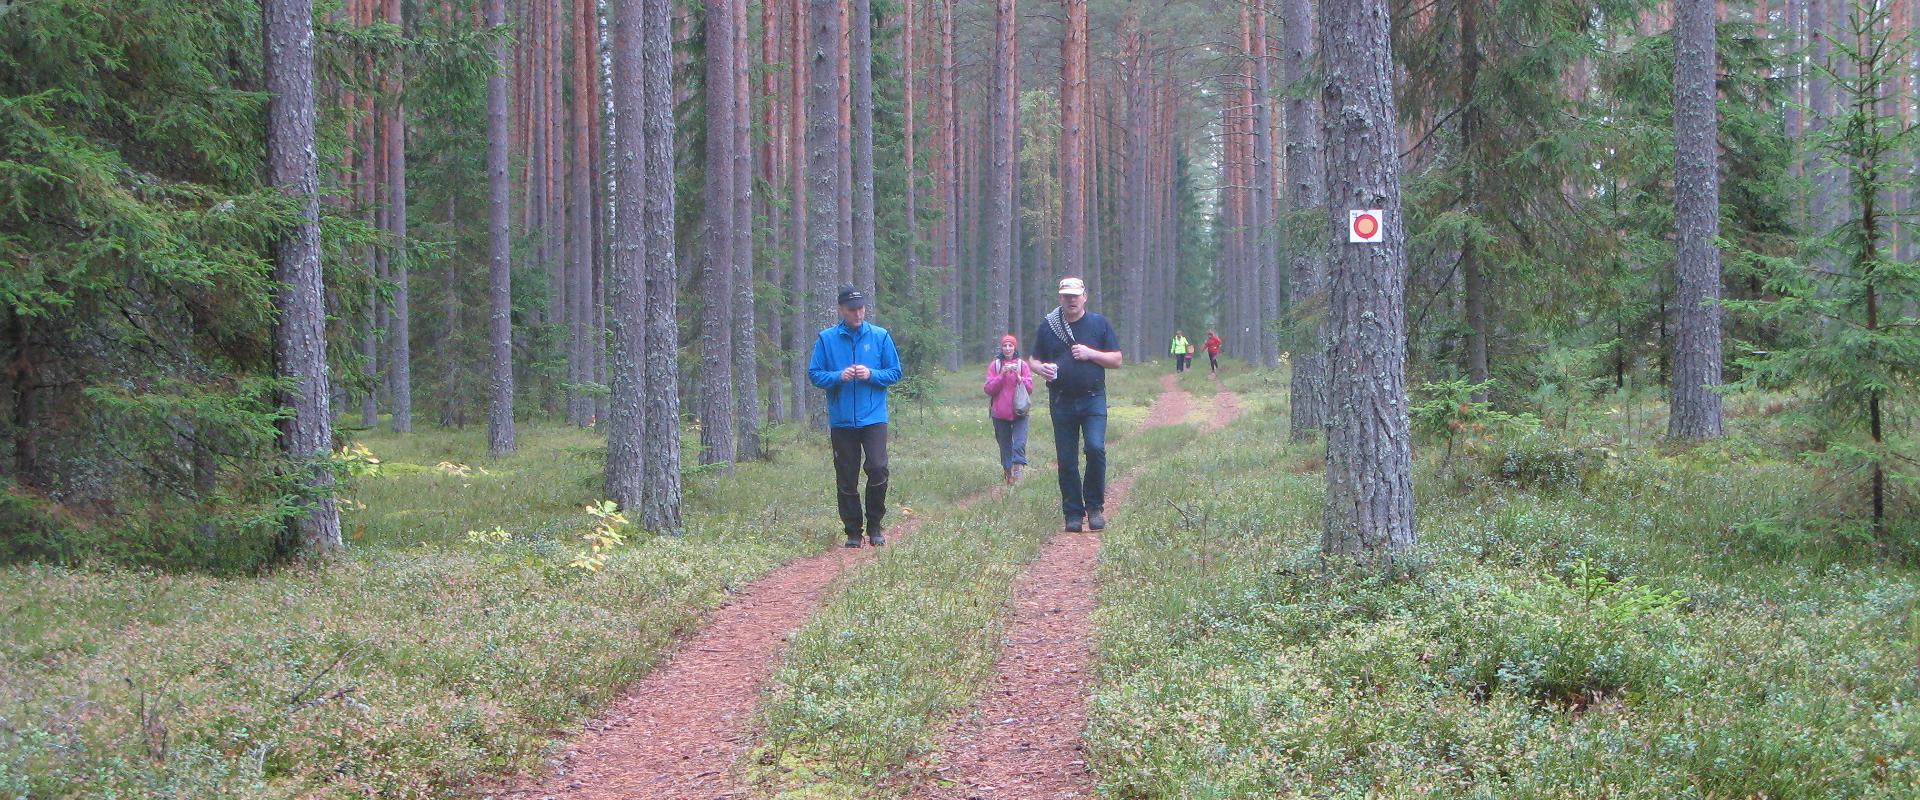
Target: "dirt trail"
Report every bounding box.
[911,374,1211,800]
[496,470,1025,799]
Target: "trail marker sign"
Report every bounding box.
[1348,209,1384,243]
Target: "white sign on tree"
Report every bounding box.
[1348,209,1384,243]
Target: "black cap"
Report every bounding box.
[837,285,868,308]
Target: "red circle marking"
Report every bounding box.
[1353,213,1379,239]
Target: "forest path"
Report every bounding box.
[495,444,1033,799]
[909,374,1245,799]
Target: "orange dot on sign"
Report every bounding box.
[1354,214,1379,239]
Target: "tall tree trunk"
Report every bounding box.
[1060,0,1088,280]
[903,0,920,294]
[265,0,343,552]
[1122,18,1149,355]
[791,0,814,419]
[1251,0,1280,367]
[386,0,412,433]
[1320,0,1416,565]
[700,0,739,466]
[1669,0,1725,439]
[569,0,595,428]
[486,0,516,455]
[987,0,1017,341]
[940,0,961,370]
[607,0,645,509]
[1285,0,1328,439]
[1460,0,1489,402]
[733,0,761,459]
[839,0,855,286]
[809,0,845,425]
[853,0,878,302]
[641,0,684,532]
[440,193,463,428]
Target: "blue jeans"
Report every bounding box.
[993,416,1029,472]
[1050,390,1108,522]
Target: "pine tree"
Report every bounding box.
[486,0,516,456]
[1669,0,1727,439]
[1320,0,1416,565]
[1284,0,1328,439]
[265,0,343,553]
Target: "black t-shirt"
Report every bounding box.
[1031,310,1120,395]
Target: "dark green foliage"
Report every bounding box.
[1732,4,1920,539]
[2,0,333,570]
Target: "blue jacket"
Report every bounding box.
[808,321,903,428]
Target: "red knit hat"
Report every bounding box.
[1000,334,1018,348]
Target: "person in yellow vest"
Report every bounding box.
[1170,331,1191,373]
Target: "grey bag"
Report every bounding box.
[1012,374,1031,417]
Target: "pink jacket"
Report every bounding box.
[983,358,1034,421]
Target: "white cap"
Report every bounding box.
[1058,277,1087,296]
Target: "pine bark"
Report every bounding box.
[265,0,343,552]
[487,0,516,455]
[642,0,684,532]
[1285,0,1328,439]
[987,0,1017,340]
[700,0,738,466]
[809,0,845,424]
[1669,0,1725,439]
[569,0,596,427]
[1060,0,1088,280]
[903,0,920,294]
[853,0,878,302]
[1122,19,1149,354]
[732,0,761,459]
[1460,0,1489,402]
[386,0,412,432]
[1252,0,1279,367]
[790,0,814,421]
[939,0,961,369]
[1320,0,1416,565]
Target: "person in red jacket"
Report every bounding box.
[1204,330,1223,376]
[984,334,1034,484]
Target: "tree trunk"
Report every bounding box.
[1319,0,1416,565]
[790,0,813,420]
[1060,0,1088,280]
[1285,0,1328,439]
[569,0,596,428]
[1669,0,1726,439]
[903,0,920,294]
[265,0,343,553]
[642,0,684,532]
[486,0,516,455]
[700,0,738,466]
[607,0,645,509]
[1461,0,1489,402]
[1122,19,1148,355]
[386,0,412,433]
[853,0,878,303]
[733,0,761,459]
[1251,0,1279,367]
[940,0,961,370]
[987,0,1017,341]
[809,0,845,425]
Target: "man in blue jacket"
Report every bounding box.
[809,286,904,547]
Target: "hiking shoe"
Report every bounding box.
[1088,511,1107,531]
[845,533,863,548]
[1011,464,1024,482]
[868,529,887,546]
[1065,518,1084,533]
[1003,467,1012,485]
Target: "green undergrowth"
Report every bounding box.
[0,371,1010,799]
[1085,377,1920,798]
[747,374,1212,798]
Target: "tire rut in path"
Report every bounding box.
[496,476,1024,800]
[912,375,1226,800]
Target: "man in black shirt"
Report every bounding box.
[1028,277,1124,532]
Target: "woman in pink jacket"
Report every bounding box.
[984,334,1034,484]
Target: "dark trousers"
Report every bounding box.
[993,416,1030,472]
[1208,352,1218,372]
[830,423,889,535]
[1050,390,1108,522]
